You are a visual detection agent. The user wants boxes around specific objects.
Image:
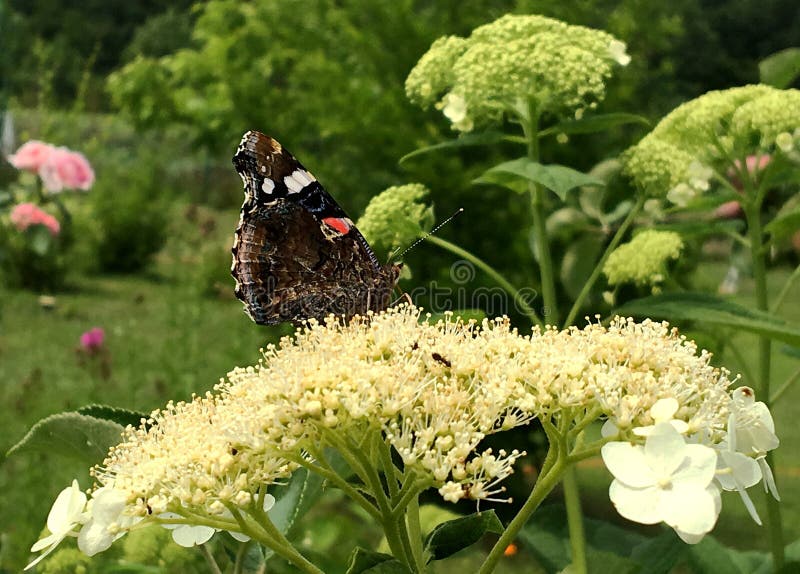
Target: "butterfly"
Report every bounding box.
[231,130,402,326]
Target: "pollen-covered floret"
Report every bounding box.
[603,230,684,288]
[406,14,629,131]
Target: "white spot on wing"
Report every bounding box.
[284,169,315,194]
[262,178,276,194]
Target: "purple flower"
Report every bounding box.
[80,327,105,352]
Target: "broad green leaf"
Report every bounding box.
[614,293,800,347]
[651,220,744,238]
[630,530,687,573]
[539,113,650,137]
[76,405,150,429]
[7,412,124,462]
[519,505,647,574]
[398,131,514,165]
[780,345,800,359]
[424,510,503,561]
[473,169,528,194]
[346,548,411,574]
[478,158,604,201]
[765,208,800,241]
[759,47,800,88]
[561,233,605,301]
[27,224,53,256]
[687,536,748,574]
[578,158,620,220]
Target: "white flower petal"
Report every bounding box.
[171,525,216,547]
[262,493,276,512]
[671,444,717,489]
[609,481,662,524]
[644,423,686,478]
[78,519,116,556]
[229,530,251,542]
[46,480,87,534]
[717,450,761,491]
[601,419,620,438]
[660,484,719,536]
[758,458,780,501]
[651,398,679,422]
[602,442,656,487]
[30,532,62,553]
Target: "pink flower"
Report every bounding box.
[7,140,56,172]
[9,202,61,236]
[728,155,771,190]
[39,148,95,193]
[79,327,105,352]
[714,200,743,219]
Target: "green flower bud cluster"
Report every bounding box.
[356,183,434,255]
[623,85,800,200]
[603,230,683,288]
[405,14,629,131]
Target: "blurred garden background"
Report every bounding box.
[1,1,800,572]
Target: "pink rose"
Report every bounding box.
[7,140,56,172]
[9,202,61,236]
[39,147,95,193]
[79,327,105,352]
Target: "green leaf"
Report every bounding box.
[759,47,800,88]
[424,510,503,561]
[765,208,800,241]
[561,233,605,300]
[614,293,800,347]
[27,224,53,256]
[687,535,761,574]
[472,169,528,194]
[398,131,513,165]
[345,548,411,574]
[651,220,744,238]
[518,505,647,574]
[630,529,687,573]
[477,158,604,201]
[76,404,150,429]
[6,412,124,463]
[540,113,650,137]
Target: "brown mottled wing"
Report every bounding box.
[231,131,398,325]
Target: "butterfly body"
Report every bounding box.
[231,131,400,325]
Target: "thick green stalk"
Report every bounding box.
[562,467,587,573]
[478,453,568,574]
[426,235,543,326]
[199,544,224,574]
[522,102,559,325]
[744,196,784,568]
[563,195,645,328]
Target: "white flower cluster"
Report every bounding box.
[26,307,780,567]
[602,389,779,543]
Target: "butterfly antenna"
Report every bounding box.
[391,208,464,262]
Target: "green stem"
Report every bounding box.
[563,195,645,327]
[234,541,253,574]
[377,435,400,499]
[771,263,800,313]
[478,453,568,574]
[523,102,559,325]
[199,544,224,574]
[406,493,424,569]
[427,235,543,326]
[248,512,326,574]
[562,467,588,574]
[744,193,784,568]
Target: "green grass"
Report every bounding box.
[1,233,799,571]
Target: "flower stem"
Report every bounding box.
[562,467,587,574]
[744,190,785,569]
[426,235,543,326]
[771,365,800,404]
[199,544,224,574]
[478,452,568,574]
[563,195,645,328]
[522,101,559,326]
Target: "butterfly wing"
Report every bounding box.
[231,131,396,325]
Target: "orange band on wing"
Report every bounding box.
[322,217,352,235]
